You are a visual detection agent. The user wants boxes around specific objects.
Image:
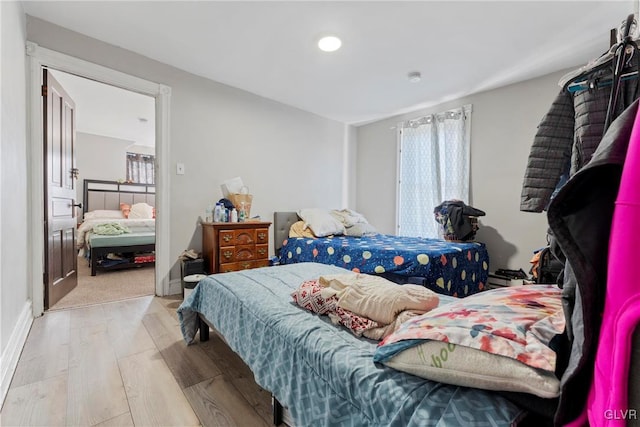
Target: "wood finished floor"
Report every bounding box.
[0,295,273,427]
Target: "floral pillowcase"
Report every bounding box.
[373,284,565,398]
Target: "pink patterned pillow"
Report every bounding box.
[291,280,337,314]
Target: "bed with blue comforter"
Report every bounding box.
[278,234,489,297]
[178,263,526,426]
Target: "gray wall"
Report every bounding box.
[1,0,28,378]
[26,16,351,281]
[76,132,132,203]
[356,72,567,272]
[75,132,153,205]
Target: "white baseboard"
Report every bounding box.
[168,278,183,296]
[1,300,33,406]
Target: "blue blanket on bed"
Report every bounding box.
[178,263,524,426]
[279,234,489,297]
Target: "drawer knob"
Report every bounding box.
[258,248,266,256]
[223,235,232,243]
[258,232,266,240]
[241,262,251,269]
[223,250,233,259]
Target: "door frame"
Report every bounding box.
[26,41,172,316]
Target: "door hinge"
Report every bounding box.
[41,85,47,97]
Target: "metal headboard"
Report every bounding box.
[82,179,155,214]
[273,211,300,254]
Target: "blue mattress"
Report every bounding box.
[279,235,489,297]
[178,263,525,426]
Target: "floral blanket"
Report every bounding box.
[375,284,565,372]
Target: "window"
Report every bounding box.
[397,105,471,238]
[126,152,155,184]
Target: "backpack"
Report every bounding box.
[532,246,564,284]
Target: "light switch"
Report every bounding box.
[176,163,185,175]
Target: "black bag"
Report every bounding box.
[533,246,564,284]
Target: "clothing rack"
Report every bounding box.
[567,15,638,91]
[604,14,637,132]
[564,14,639,134]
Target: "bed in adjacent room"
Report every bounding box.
[274,210,489,297]
[178,262,565,426]
[77,179,156,275]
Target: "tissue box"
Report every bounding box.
[221,176,244,198]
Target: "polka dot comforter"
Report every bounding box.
[278,234,489,297]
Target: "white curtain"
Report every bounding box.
[397,105,471,238]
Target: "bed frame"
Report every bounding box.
[83,179,156,276]
[83,179,155,215]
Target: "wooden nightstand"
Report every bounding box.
[201,221,271,274]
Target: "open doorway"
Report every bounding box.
[46,69,157,311]
[27,42,171,318]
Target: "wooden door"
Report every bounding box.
[43,69,78,309]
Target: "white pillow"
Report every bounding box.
[83,210,125,221]
[297,208,345,237]
[384,341,560,398]
[330,208,370,227]
[127,202,154,219]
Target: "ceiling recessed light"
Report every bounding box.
[318,36,342,52]
[408,71,422,83]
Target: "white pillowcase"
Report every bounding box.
[83,210,125,221]
[297,208,345,237]
[384,341,560,398]
[127,202,155,219]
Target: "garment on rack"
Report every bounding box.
[520,44,640,212]
[582,96,640,427]
[558,45,618,89]
[546,99,637,425]
[561,14,639,91]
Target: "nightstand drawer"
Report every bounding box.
[256,228,269,244]
[219,245,257,263]
[256,244,268,259]
[220,259,269,273]
[220,229,256,246]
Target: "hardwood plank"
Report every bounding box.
[107,321,157,360]
[118,348,200,427]
[10,310,70,388]
[68,304,106,330]
[102,298,157,359]
[199,333,272,423]
[156,295,183,324]
[184,376,271,427]
[66,324,129,426]
[142,311,221,389]
[102,295,163,324]
[0,374,67,426]
[91,411,134,427]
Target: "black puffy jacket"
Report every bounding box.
[521,58,639,212]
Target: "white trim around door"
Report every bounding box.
[26,41,171,316]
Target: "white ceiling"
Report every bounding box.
[23,1,638,126]
[49,70,156,146]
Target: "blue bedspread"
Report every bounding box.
[178,263,525,426]
[279,235,490,297]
